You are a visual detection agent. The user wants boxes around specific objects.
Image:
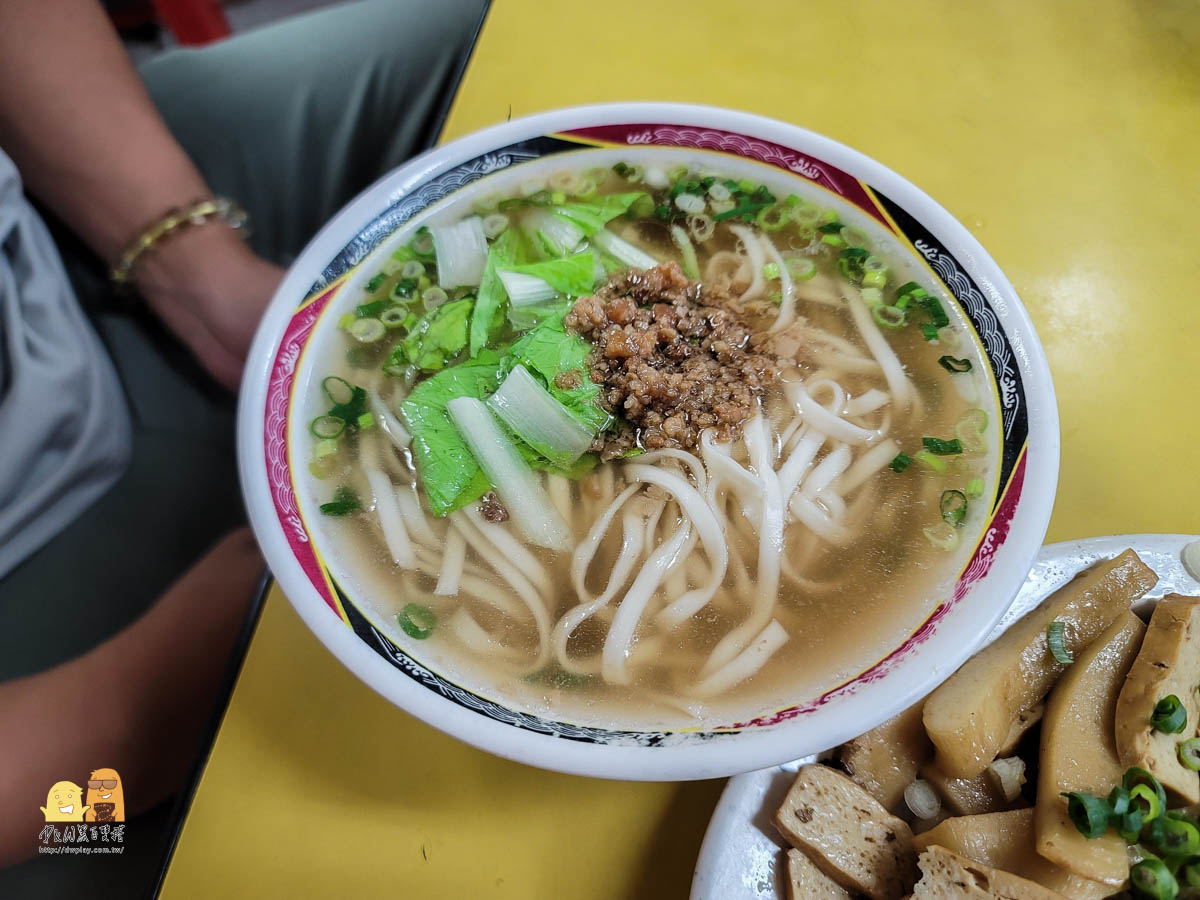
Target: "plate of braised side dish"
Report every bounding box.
[692,534,1200,899]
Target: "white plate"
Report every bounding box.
[690,533,1200,900]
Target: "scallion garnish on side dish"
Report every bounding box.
[1179,738,1200,771]
[1151,694,1187,734]
[1047,620,1074,664]
[1062,790,1109,839]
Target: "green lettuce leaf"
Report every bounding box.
[503,251,595,298]
[393,297,472,372]
[399,350,505,515]
[469,230,519,357]
[502,315,611,434]
[552,193,646,236]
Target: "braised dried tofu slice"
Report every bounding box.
[1036,611,1143,885]
[923,550,1157,778]
[911,845,1067,899]
[919,762,1014,817]
[774,764,918,899]
[840,703,933,811]
[914,808,1112,899]
[784,848,852,900]
[1115,593,1200,803]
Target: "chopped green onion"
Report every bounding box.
[1131,783,1164,824]
[410,227,434,257]
[860,269,888,289]
[791,203,825,230]
[940,490,968,527]
[923,521,959,551]
[817,221,843,235]
[920,323,940,341]
[349,317,385,343]
[322,376,354,406]
[422,286,449,310]
[896,281,929,303]
[955,409,989,452]
[965,477,985,498]
[1183,857,1200,888]
[1062,791,1110,839]
[319,486,360,517]
[550,191,566,206]
[1180,738,1200,771]
[356,299,390,318]
[1130,858,1179,900]
[391,277,419,299]
[527,189,553,207]
[859,287,883,307]
[380,307,407,328]
[365,273,387,293]
[820,231,848,249]
[713,200,772,222]
[1108,786,1131,817]
[838,247,870,283]
[922,436,964,455]
[1120,806,1146,843]
[872,305,908,329]
[938,355,974,373]
[1047,621,1074,664]
[400,260,425,279]
[913,450,948,473]
[918,294,951,328]
[338,312,356,330]
[1126,768,1168,818]
[310,415,345,439]
[785,256,817,281]
[755,203,790,231]
[312,437,339,459]
[840,226,870,248]
[398,603,436,640]
[1152,695,1187,734]
[1150,816,1200,859]
[762,262,781,280]
[356,412,375,429]
[889,452,913,473]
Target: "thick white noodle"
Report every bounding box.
[434,526,466,596]
[601,515,693,684]
[729,225,767,302]
[547,474,573,536]
[693,620,789,697]
[625,464,727,628]
[802,445,853,499]
[844,389,891,417]
[700,415,784,676]
[395,485,437,546]
[786,380,877,445]
[571,484,642,602]
[448,607,525,662]
[699,432,761,523]
[554,505,645,675]
[363,462,415,568]
[463,506,553,599]
[845,287,915,408]
[838,438,901,495]
[369,391,411,449]
[760,232,797,333]
[789,494,851,544]
[636,448,708,494]
[450,511,550,668]
[777,427,827,501]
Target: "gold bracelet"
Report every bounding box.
[109,197,250,286]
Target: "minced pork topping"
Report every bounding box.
[564,262,781,459]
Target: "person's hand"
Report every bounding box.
[134,223,285,390]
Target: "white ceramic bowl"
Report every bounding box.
[237,103,1059,781]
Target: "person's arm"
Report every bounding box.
[0,0,281,387]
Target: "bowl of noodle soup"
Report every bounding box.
[238,104,1058,780]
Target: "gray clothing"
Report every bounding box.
[0,152,131,579]
[0,1,483,896]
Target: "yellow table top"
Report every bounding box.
[161,1,1200,896]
